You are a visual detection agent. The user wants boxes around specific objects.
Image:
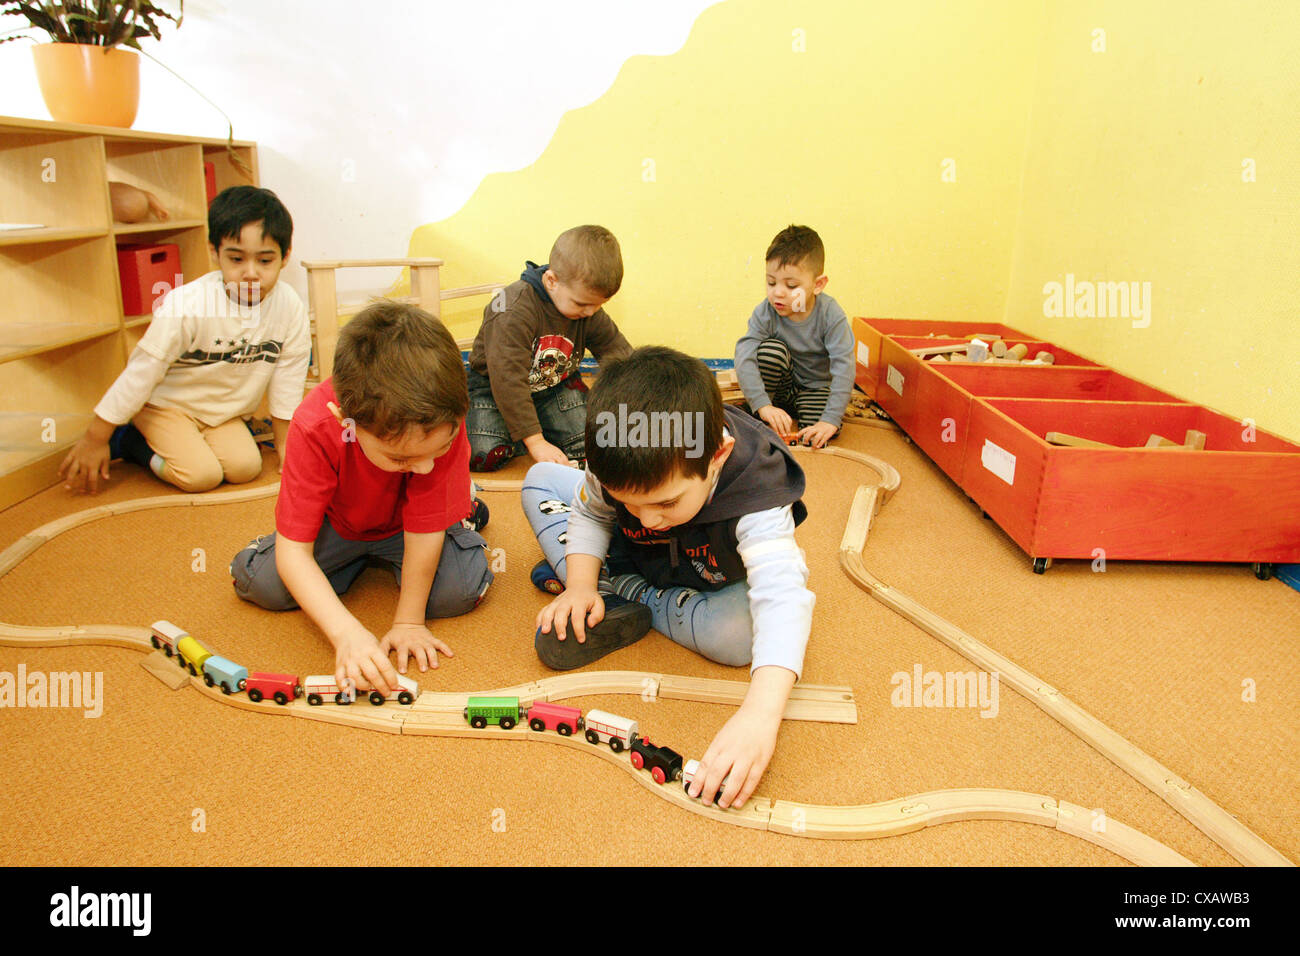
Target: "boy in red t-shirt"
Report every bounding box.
[231,301,492,697]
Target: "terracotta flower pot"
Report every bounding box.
[32,43,140,128]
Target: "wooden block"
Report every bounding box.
[1005,343,1029,361]
[1145,434,1180,448]
[1045,432,1120,449]
[990,339,1007,357]
[1033,350,1055,365]
[1184,429,1207,450]
[908,344,967,357]
[966,339,990,362]
[141,650,189,690]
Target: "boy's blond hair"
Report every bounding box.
[549,225,623,298]
[332,300,468,439]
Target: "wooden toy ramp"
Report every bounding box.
[2,426,1293,866]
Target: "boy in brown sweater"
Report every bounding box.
[465,225,633,471]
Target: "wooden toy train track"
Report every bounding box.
[0,454,1291,866]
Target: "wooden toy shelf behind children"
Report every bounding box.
[851,317,1300,575]
[1,450,1291,865]
[0,114,258,512]
[300,258,510,384]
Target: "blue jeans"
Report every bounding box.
[466,367,589,471]
[231,519,492,618]
[522,462,753,667]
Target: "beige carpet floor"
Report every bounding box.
[1,422,1296,866]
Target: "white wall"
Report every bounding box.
[0,0,718,298]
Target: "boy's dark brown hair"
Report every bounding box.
[550,225,623,298]
[332,300,468,439]
[584,345,725,493]
[765,224,825,275]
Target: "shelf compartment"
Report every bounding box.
[962,399,1300,562]
[0,411,96,477]
[1,236,122,363]
[203,144,258,197]
[0,131,110,232]
[0,335,127,508]
[105,141,206,224]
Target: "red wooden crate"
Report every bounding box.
[964,399,1300,563]
[935,365,1186,404]
[851,317,1033,400]
[852,316,1300,568]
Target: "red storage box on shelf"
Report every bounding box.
[204,161,217,204]
[117,243,181,317]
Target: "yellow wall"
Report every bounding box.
[409,0,1044,356]
[1005,1,1299,440]
[409,0,1299,440]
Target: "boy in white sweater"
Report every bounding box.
[60,187,310,494]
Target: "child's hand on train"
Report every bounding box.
[380,622,453,674]
[757,405,794,438]
[334,626,399,697]
[536,587,604,644]
[797,421,838,449]
[689,704,780,809]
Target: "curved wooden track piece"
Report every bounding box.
[795,444,1294,867]
[0,472,1208,865]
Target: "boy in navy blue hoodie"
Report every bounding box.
[522,346,815,810]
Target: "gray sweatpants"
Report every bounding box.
[231,519,493,618]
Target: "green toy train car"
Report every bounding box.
[464,696,525,730]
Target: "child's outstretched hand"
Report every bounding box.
[757,405,794,438]
[524,434,572,466]
[688,704,781,809]
[797,421,838,449]
[334,625,400,697]
[58,437,112,494]
[380,622,453,674]
[536,587,604,644]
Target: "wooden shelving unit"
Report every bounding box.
[0,114,258,510]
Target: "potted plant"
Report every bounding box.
[1,1,183,128]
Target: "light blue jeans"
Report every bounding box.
[522,462,753,667]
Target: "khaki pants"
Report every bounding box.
[133,404,263,493]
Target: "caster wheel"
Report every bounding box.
[1032,557,1051,574]
[1252,563,1275,581]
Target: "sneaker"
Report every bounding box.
[534,594,652,671]
[530,559,564,595]
[463,498,490,532]
[109,423,154,467]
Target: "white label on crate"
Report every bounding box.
[981,439,1016,486]
[886,364,904,396]
[856,341,870,367]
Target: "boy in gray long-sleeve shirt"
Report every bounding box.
[734,224,855,448]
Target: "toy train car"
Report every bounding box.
[149,620,418,708]
[630,735,683,784]
[464,697,699,791]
